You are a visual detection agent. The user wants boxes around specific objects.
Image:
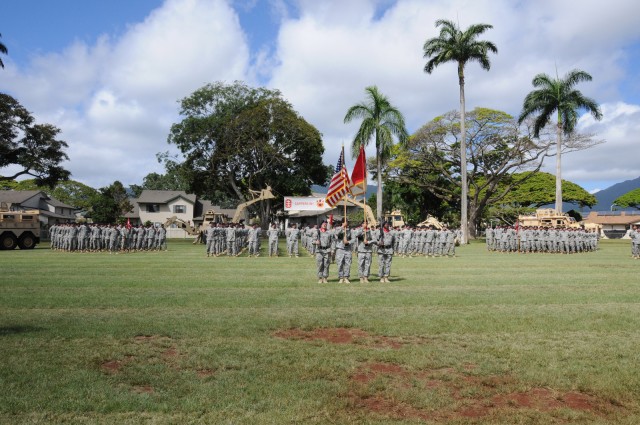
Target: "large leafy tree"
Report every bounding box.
[89,181,133,223]
[344,85,408,221]
[423,19,497,244]
[486,171,596,225]
[129,153,193,198]
[518,69,602,213]
[502,171,596,208]
[389,108,565,237]
[0,93,70,186]
[168,81,327,222]
[613,188,640,209]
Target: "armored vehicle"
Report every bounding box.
[518,208,580,228]
[0,204,40,250]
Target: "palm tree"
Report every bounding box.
[423,19,497,244]
[518,69,602,213]
[0,33,7,69]
[344,85,408,221]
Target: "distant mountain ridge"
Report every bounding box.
[311,184,377,200]
[589,176,640,211]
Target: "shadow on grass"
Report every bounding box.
[0,325,46,335]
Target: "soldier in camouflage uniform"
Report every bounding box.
[288,224,300,257]
[334,221,353,283]
[267,223,279,257]
[247,224,261,257]
[377,222,396,283]
[205,222,216,257]
[315,221,332,283]
[354,222,373,283]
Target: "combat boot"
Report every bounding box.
[343,278,351,284]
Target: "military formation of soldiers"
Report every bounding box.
[48,223,167,253]
[203,222,258,257]
[485,226,599,253]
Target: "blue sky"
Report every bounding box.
[1,0,640,195]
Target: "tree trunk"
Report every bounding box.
[555,121,563,213]
[376,142,383,223]
[458,64,468,244]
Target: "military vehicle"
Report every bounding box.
[384,210,406,228]
[518,208,581,228]
[0,203,40,250]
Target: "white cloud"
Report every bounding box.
[1,0,639,194]
[1,0,250,188]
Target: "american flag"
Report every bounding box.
[325,148,351,207]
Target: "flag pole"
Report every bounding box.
[341,145,347,238]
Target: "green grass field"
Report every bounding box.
[1,239,639,424]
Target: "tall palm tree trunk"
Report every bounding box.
[459,66,468,244]
[555,120,563,213]
[376,141,383,222]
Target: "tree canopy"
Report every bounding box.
[89,181,133,224]
[0,93,70,187]
[167,81,328,220]
[500,172,596,208]
[1,178,98,210]
[389,108,556,236]
[613,188,640,209]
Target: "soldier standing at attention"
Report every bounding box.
[334,220,353,283]
[247,224,261,257]
[226,223,236,256]
[377,221,396,283]
[156,225,167,251]
[145,225,156,251]
[288,223,300,257]
[205,222,216,257]
[315,220,332,283]
[267,223,279,257]
[354,222,373,283]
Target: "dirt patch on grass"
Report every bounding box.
[131,385,154,394]
[273,327,404,349]
[101,335,217,391]
[349,362,625,421]
[100,360,123,374]
[196,368,216,378]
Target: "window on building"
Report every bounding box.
[147,204,160,213]
[173,205,186,214]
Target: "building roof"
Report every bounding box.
[0,190,46,205]
[136,190,196,204]
[584,211,640,225]
[46,197,76,209]
[123,199,140,218]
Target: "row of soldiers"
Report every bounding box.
[203,223,281,257]
[485,226,599,253]
[48,223,167,253]
[299,224,460,258]
[202,220,460,261]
